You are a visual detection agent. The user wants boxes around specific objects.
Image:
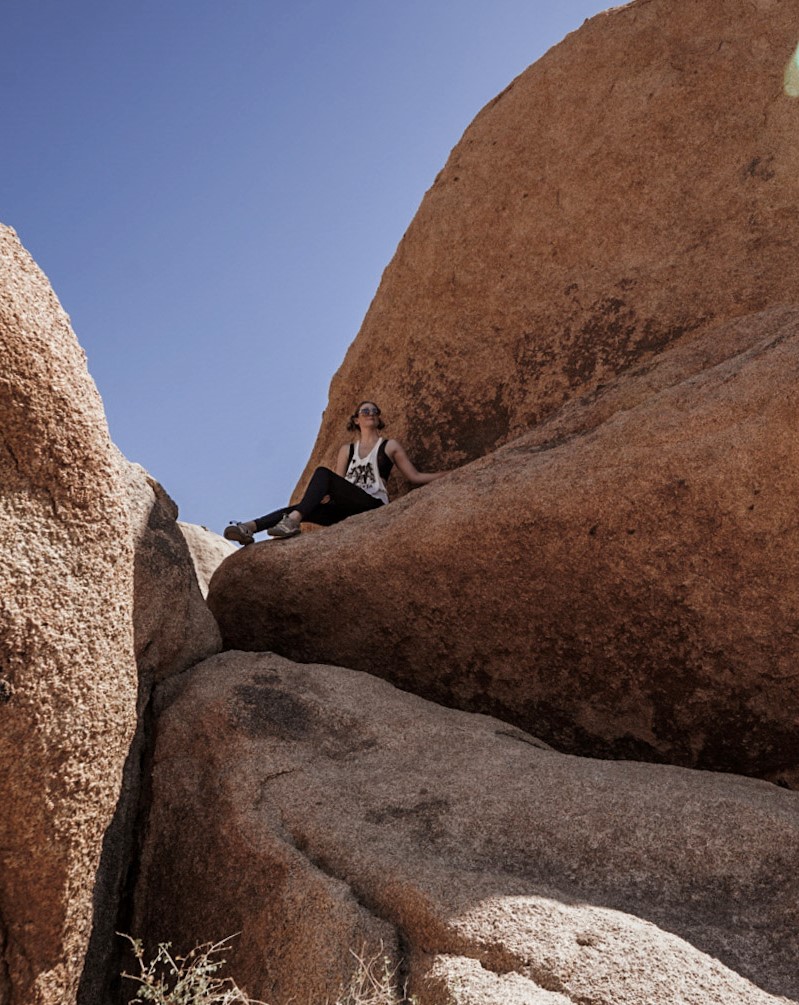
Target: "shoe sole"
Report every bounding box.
[224,525,254,546]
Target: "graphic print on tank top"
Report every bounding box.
[345,438,389,504]
[349,460,375,490]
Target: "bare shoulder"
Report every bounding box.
[384,438,405,458]
[334,442,353,477]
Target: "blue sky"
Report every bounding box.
[3,0,610,533]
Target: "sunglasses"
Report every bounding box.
[358,406,380,416]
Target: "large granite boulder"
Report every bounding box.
[131,652,799,1005]
[209,307,799,785]
[0,224,224,1004]
[178,521,237,599]
[77,463,223,1004]
[0,224,138,1004]
[298,0,799,490]
[122,463,221,681]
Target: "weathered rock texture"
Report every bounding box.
[209,307,799,785]
[123,463,221,680]
[0,224,138,1004]
[77,464,222,1005]
[132,652,799,1005]
[178,521,237,598]
[298,0,799,492]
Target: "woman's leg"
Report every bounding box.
[247,471,347,535]
[294,467,383,520]
[238,469,382,541]
[252,507,292,534]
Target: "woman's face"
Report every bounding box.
[355,402,381,429]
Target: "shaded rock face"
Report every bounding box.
[178,521,237,598]
[77,465,222,1005]
[123,463,221,680]
[0,225,138,1004]
[209,307,799,785]
[132,652,799,1005]
[0,225,223,1004]
[298,0,799,492]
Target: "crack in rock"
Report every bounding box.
[280,824,414,1002]
[280,825,576,1004]
[0,913,14,1005]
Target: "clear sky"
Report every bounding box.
[3,0,611,533]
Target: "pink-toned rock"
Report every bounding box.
[298,0,799,491]
[178,521,237,599]
[209,307,799,785]
[0,224,138,1004]
[131,652,799,1005]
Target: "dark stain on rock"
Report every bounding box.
[447,388,510,458]
[403,370,511,465]
[0,678,12,703]
[577,306,695,387]
[565,297,641,386]
[514,298,698,407]
[742,155,775,182]
[232,674,382,760]
[365,798,450,845]
[633,319,676,356]
[233,682,311,741]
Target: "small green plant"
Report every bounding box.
[119,933,266,1005]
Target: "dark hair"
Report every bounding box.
[347,400,385,433]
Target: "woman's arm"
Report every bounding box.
[385,439,447,486]
[334,443,351,478]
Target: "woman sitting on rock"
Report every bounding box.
[224,400,446,543]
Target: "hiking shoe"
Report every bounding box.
[267,513,301,539]
[224,521,255,546]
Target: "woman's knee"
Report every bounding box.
[310,466,334,485]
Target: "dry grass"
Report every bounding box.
[120,937,411,1005]
[120,934,267,1005]
[327,946,407,1005]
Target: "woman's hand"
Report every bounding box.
[386,440,447,486]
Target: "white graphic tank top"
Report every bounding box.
[345,437,389,504]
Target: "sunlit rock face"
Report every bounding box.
[0,224,138,1005]
[298,0,799,490]
[177,521,237,599]
[209,307,799,786]
[131,652,799,1005]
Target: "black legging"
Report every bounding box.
[253,466,384,532]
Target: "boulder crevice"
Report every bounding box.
[128,652,799,1004]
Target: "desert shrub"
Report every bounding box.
[120,934,265,1005]
[120,936,411,1005]
[327,946,407,1005]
